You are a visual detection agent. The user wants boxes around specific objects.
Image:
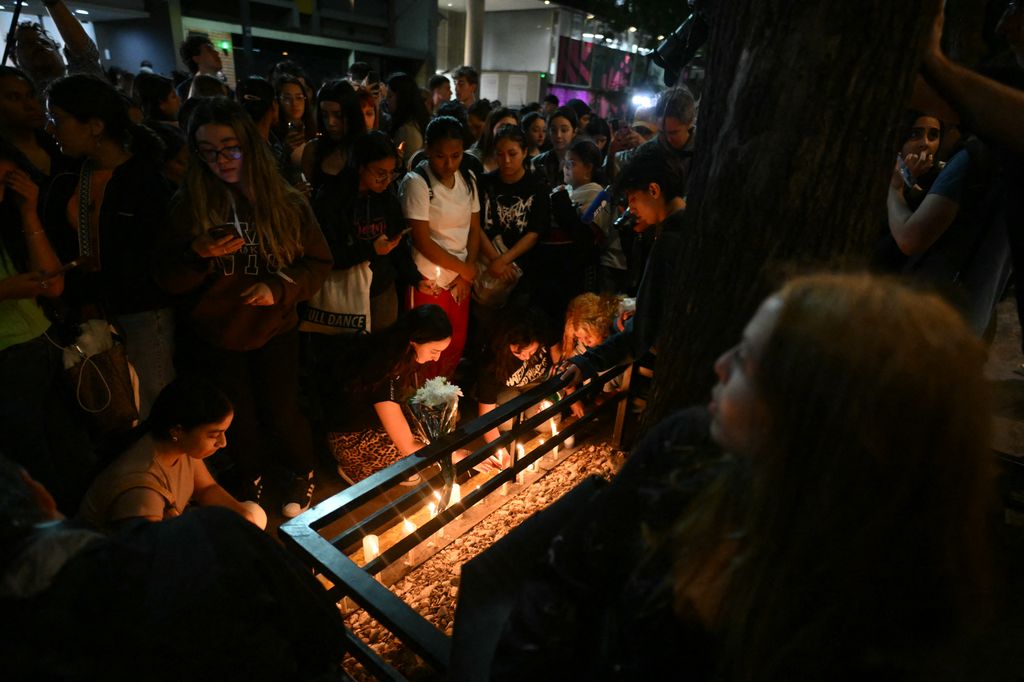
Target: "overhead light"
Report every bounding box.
[447,2,452,5]
[628,26,637,32]
[582,32,594,38]
[282,51,288,56]
[586,13,594,19]
[543,0,550,4]
[632,93,654,108]
[594,33,603,39]
[657,35,665,40]
[75,8,89,14]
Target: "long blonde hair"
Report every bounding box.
[177,97,305,267]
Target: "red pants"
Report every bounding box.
[410,286,469,379]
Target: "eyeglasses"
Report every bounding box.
[368,167,398,182]
[196,145,243,163]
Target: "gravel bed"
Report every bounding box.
[342,441,625,680]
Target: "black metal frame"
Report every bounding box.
[279,364,629,678]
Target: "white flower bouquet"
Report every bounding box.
[408,377,463,509]
[408,376,463,445]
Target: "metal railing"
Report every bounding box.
[278,363,630,679]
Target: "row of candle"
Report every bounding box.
[360,405,577,564]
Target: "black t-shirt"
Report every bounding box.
[477,345,553,405]
[319,336,420,432]
[481,169,550,254]
[313,173,408,296]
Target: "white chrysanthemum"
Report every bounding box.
[410,376,463,408]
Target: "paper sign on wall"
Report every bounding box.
[480,73,500,102]
[507,75,528,106]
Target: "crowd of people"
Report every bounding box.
[1,0,1023,677]
[0,13,702,523]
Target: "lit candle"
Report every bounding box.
[451,483,461,505]
[402,518,416,565]
[516,443,525,461]
[362,534,379,561]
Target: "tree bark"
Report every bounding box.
[644,0,940,428]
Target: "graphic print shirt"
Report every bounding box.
[481,169,550,255]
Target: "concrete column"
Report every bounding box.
[166,0,185,69]
[463,0,484,68]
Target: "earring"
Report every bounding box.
[171,435,179,442]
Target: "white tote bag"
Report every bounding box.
[298,261,372,334]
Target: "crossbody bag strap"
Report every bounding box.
[77,160,98,270]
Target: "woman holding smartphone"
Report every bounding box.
[161,97,332,519]
[312,131,412,331]
[0,145,94,512]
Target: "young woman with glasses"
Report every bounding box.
[160,97,332,519]
[311,131,412,333]
[273,75,317,168]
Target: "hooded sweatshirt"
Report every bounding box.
[160,191,332,351]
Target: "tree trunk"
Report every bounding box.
[644,0,940,428]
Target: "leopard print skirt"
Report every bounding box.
[329,428,403,484]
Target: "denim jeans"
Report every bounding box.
[118,308,176,419]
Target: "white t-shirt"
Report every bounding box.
[400,165,479,288]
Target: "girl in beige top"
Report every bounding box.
[79,376,265,530]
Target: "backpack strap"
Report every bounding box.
[412,161,433,201]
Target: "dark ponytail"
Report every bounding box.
[46,74,164,167]
[424,115,476,199]
[568,138,606,186]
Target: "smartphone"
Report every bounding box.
[208,225,236,240]
[41,258,83,280]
